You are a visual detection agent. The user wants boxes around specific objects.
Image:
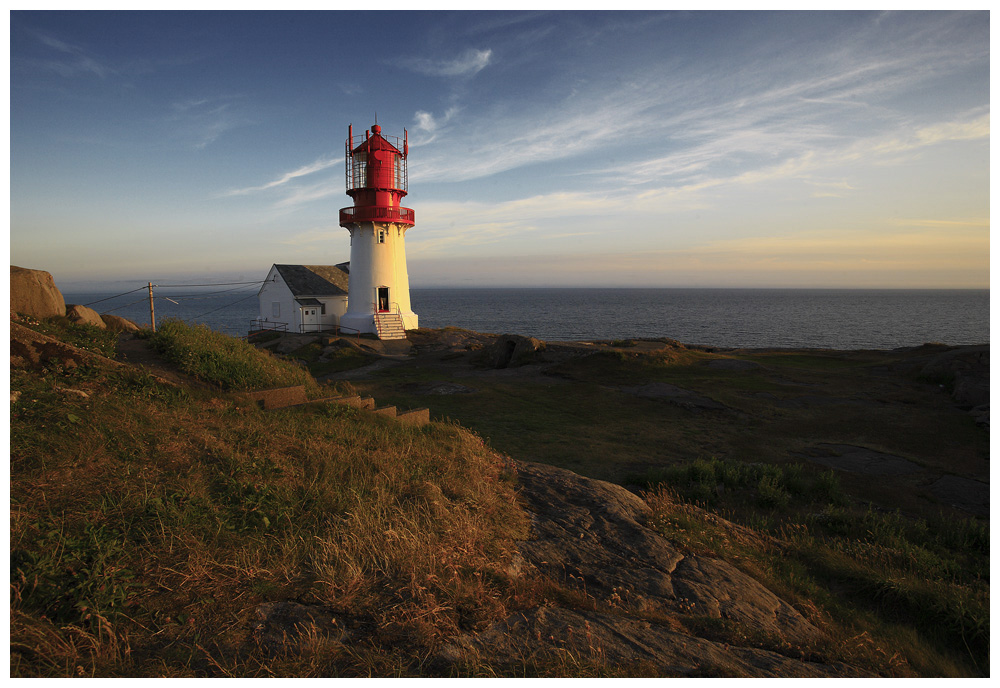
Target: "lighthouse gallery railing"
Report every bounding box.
[339,205,415,224]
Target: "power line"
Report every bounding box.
[158,284,261,300]
[82,285,149,307]
[155,279,267,288]
[83,280,267,307]
[190,291,260,320]
[101,296,152,314]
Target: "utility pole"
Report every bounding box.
[147,282,156,332]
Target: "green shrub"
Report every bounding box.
[149,319,318,393]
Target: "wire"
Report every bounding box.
[190,291,260,321]
[101,296,152,314]
[159,284,261,300]
[155,280,267,288]
[82,285,149,307]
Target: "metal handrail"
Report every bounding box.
[337,324,362,344]
[249,318,289,334]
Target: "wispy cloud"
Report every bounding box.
[26,29,111,79]
[222,156,340,197]
[273,180,340,210]
[889,217,989,229]
[404,48,493,78]
[408,23,987,192]
[168,96,252,150]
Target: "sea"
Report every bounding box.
[63,287,990,351]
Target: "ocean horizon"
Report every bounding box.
[62,286,989,351]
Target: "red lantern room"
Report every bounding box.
[339,123,415,227]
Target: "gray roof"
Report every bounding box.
[273,263,349,296]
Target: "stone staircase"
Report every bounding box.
[375,311,406,340]
[244,385,429,426]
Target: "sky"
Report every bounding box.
[7,9,991,290]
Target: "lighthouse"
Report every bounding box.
[338,122,417,339]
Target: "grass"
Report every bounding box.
[286,341,375,378]
[346,334,988,676]
[10,320,989,677]
[353,340,987,503]
[17,314,120,358]
[640,458,989,676]
[10,318,530,677]
[149,319,320,393]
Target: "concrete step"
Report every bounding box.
[397,407,430,425]
[249,388,427,425]
[245,385,308,410]
[375,313,406,341]
[327,395,376,410]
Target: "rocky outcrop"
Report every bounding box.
[511,462,823,641]
[101,313,141,332]
[918,345,989,407]
[66,304,106,328]
[889,344,990,429]
[620,382,729,412]
[798,443,922,476]
[434,462,857,676]
[10,266,65,319]
[10,320,120,372]
[480,334,545,369]
[441,606,870,678]
[250,460,860,676]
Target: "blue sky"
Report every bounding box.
[8,10,990,289]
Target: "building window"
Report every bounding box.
[320,303,326,315]
[378,228,385,244]
[272,302,280,318]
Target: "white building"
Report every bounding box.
[256,263,350,333]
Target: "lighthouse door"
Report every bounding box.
[377,287,390,312]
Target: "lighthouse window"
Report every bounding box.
[378,229,386,244]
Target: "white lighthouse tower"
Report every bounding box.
[338,122,417,339]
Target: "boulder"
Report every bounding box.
[917,345,989,406]
[101,313,141,333]
[480,334,545,369]
[9,266,65,319]
[66,304,106,329]
[953,374,989,407]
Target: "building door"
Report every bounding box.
[301,307,319,332]
[377,287,390,312]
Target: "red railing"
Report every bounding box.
[339,206,415,225]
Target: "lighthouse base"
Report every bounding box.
[340,311,418,339]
